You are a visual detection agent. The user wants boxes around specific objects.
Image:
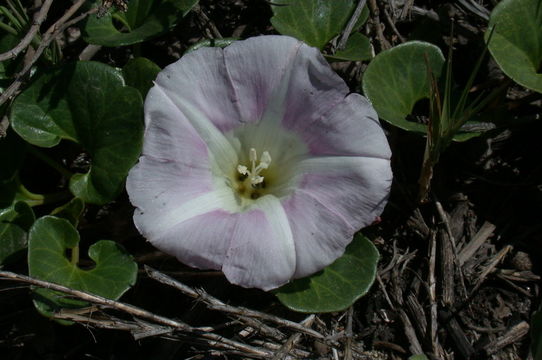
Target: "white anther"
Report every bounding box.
[237,165,248,175]
[260,151,271,168]
[236,148,273,187]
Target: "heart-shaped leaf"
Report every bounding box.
[487,0,542,93]
[275,233,379,313]
[83,0,198,47]
[362,41,445,133]
[10,61,144,204]
[270,0,357,49]
[28,216,137,317]
[122,57,161,97]
[0,201,34,264]
[327,32,373,61]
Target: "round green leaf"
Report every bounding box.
[327,33,373,61]
[10,61,144,204]
[0,201,34,264]
[270,0,356,49]
[362,41,445,133]
[487,0,542,93]
[275,233,379,313]
[122,57,161,97]
[28,216,137,315]
[83,0,198,47]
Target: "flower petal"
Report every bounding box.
[223,195,296,290]
[149,209,235,270]
[290,93,392,157]
[281,193,354,278]
[150,82,238,175]
[282,156,392,278]
[224,35,305,124]
[225,36,349,158]
[151,46,240,133]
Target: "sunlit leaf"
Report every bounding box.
[487,0,542,93]
[275,233,379,313]
[327,32,372,61]
[270,0,357,49]
[28,216,137,319]
[362,41,445,133]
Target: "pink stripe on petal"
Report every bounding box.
[292,93,392,158]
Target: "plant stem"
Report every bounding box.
[70,245,80,265]
[17,183,72,207]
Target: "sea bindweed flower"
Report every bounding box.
[126,35,392,291]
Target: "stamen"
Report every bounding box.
[237,148,272,187]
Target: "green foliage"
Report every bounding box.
[270,0,358,49]
[50,198,85,227]
[10,61,144,204]
[28,216,138,319]
[122,57,161,97]
[275,234,379,313]
[327,32,372,61]
[362,41,445,133]
[487,0,542,93]
[0,201,34,264]
[185,37,238,54]
[83,0,198,47]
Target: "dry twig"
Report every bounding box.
[0,0,53,61]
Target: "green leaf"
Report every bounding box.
[0,201,34,264]
[83,0,198,47]
[10,61,144,204]
[185,37,238,54]
[122,57,161,97]
[532,305,542,360]
[487,0,542,93]
[327,32,372,61]
[275,233,379,313]
[51,197,85,227]
[362,41,445,133]
[270,0,356,49]
[28,216,138,317]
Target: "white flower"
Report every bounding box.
[127,35,392,290]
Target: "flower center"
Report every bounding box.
[237,148,272,186]
[234,148,272,200]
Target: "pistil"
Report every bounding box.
[237,148,272,187]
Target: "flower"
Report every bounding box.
[126,35,392,291]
